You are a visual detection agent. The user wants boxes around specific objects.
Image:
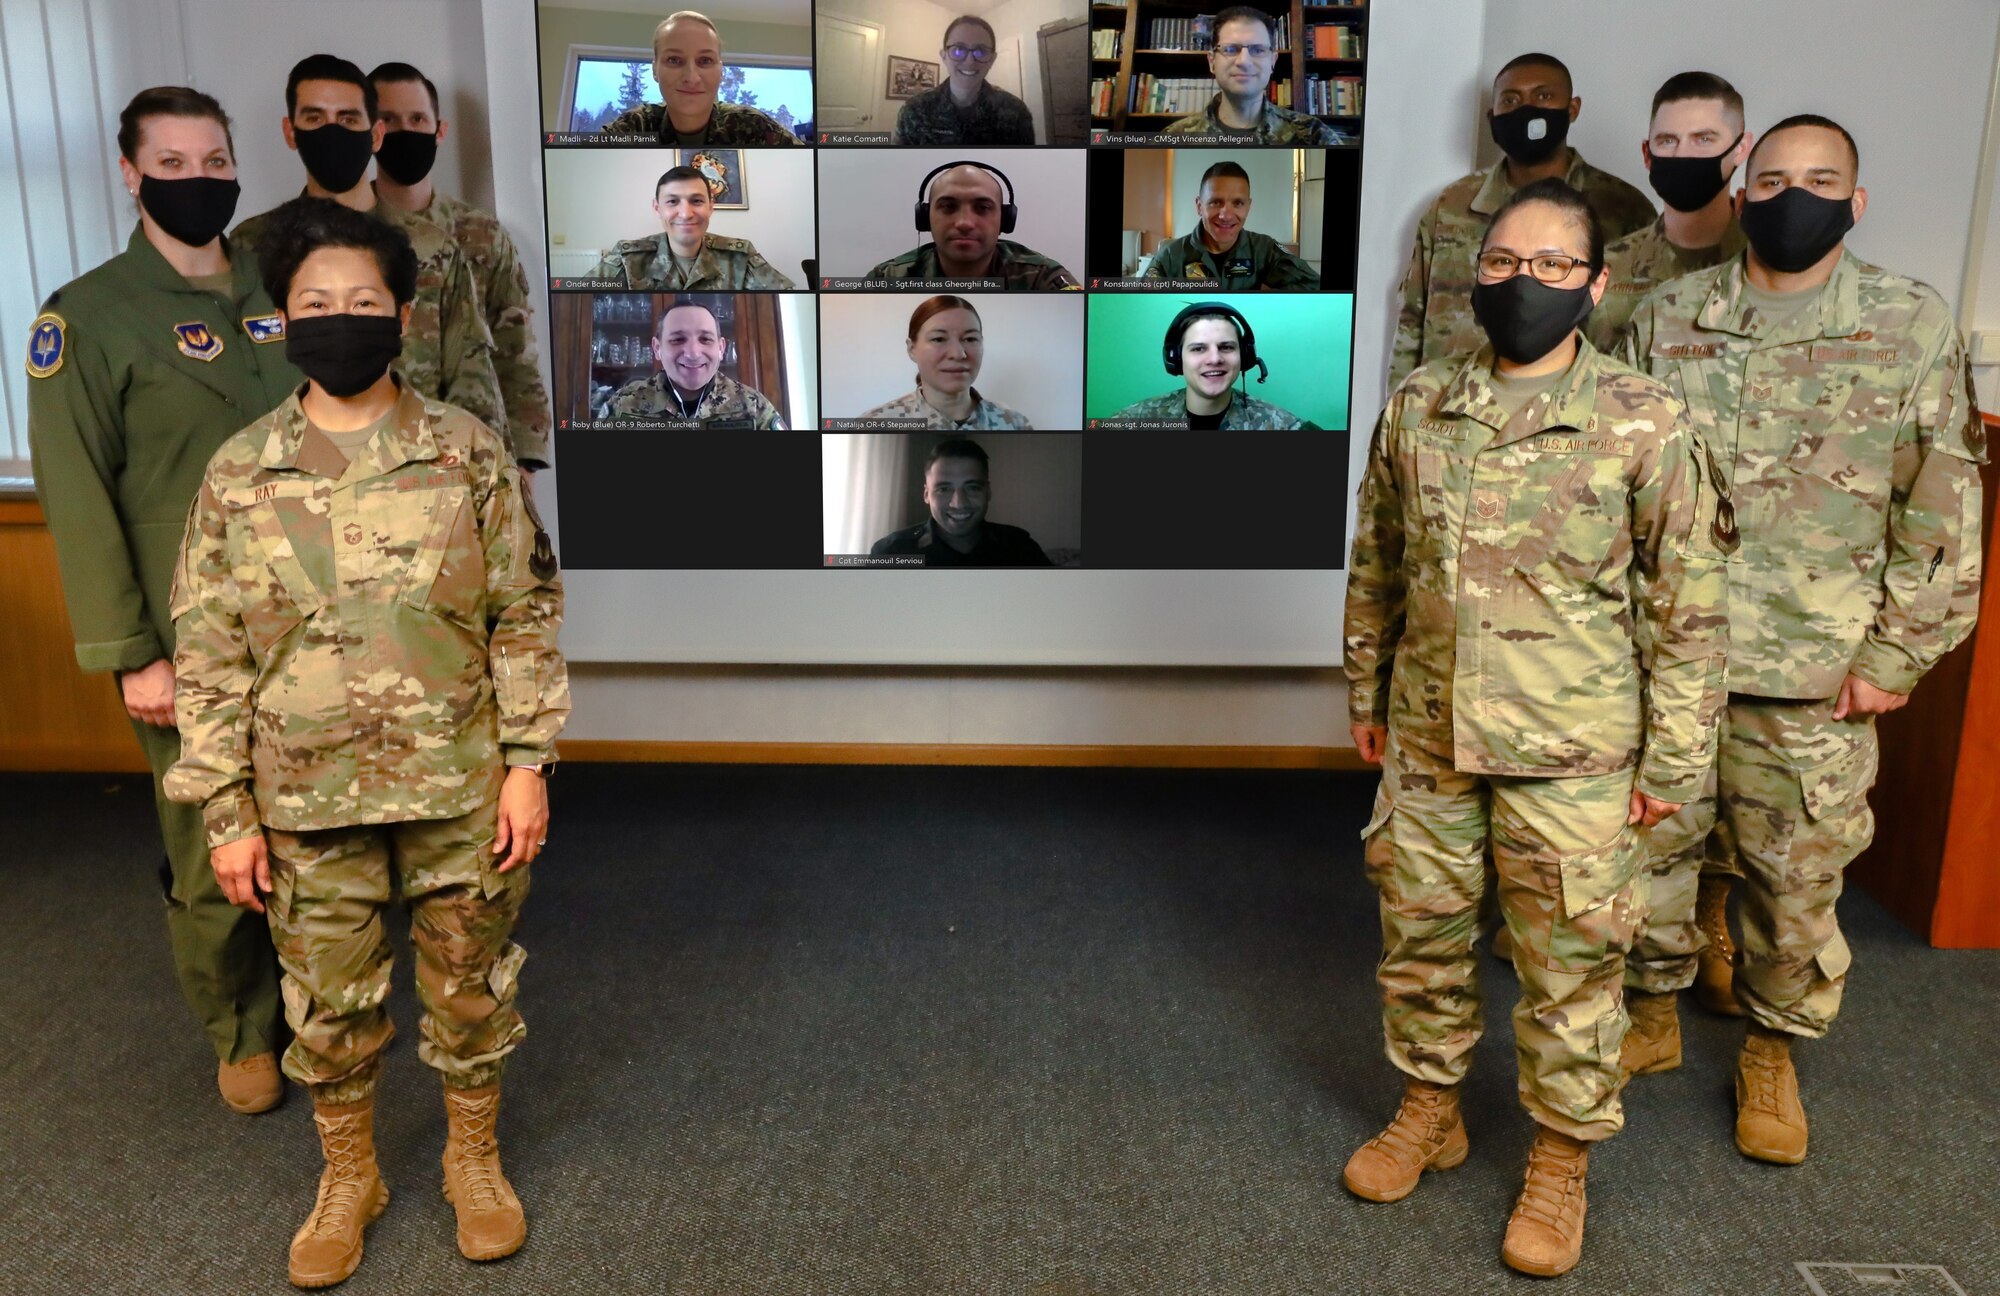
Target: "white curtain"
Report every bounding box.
[821,434,912,554]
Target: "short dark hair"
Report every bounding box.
[908,295,980,341]
[256,197,419,307]
[655,165,709,198]
[1198,160,1250,190]
[655,300,721,337]
[1211,5,1278,45]
[1650,71,1743,126]
[1495,51,1572,98]
[117,86,234,164]
[1484,177,1604,274]
[943,15,996,47]
[1749,112,1859,175]
[368,61,440,117]
[286,54,377,122]
[927,437,988,474]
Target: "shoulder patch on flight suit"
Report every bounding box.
[1185,264,1210,279]
[243,313,286,344]
[25,312,65,377]
[1226,258,1252,278]
[173,321,225,362]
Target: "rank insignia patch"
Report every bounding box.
[173,321,225,362]
[243,313,286,344]
[26,313,65,378]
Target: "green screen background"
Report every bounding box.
[1085,294,1353,430]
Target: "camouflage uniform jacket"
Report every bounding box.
[867,240,1081,290]
[1620,250,1986,698]
[860,385,1034,429]
[1160,95,1352,146]
[894,83,1036,145]
[599,100,804,145]
[1390,150,1656,389]
[599,371,786,429]
[1142,228,1318,290]
[1344,339,1731,802]
[421,189,554,469]
[234,201,506,447]
[165,380,569,847]
[1585,214,1745,354]
[590,232,796,290]
[1111,390,1308,429]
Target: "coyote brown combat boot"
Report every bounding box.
[1621,991,1682,1075]
[289,1098,389,1289]
[1501,1127,1590,1277]
[1735,1027,1808,1164]
[217,1051,284,1114]
[1342,1078,1468,1202]
[442,1085,527,1260]
[1694,874,1745,1016]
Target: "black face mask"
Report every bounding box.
[1738,185,1856,274]
[374,130,438,186]
[292,123,376,193]
[137,174,240,248]
[1489,105,1570,165]
[1647,134,1741,212]
[284,313,404,397]
[1472,273,1596,365]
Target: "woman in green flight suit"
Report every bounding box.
[27,86,301,1114]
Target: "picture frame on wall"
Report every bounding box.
[677,148,747,209]
[886,55,939,100]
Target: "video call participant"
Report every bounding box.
[1111,302,1307,429]
[868,161,1080,290]
[598,12,803,144]
[860,296,1034,429]
[869,437,1054,566]
[369,60,553,470]
[1343,178,1730,1279]
[589,166,795,290]
[28,86,296,1119]
[1141,160,1319,289]
[234,54,508,452]
[167,197,567,1287]
[1619,116,1986,1165]
[1585,72,1751,354]
[1160,6,1350,146]
[1390,52,1655,389]
[893,15,1036,145]
[599,301,786,428]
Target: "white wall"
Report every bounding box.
[817,293,1084,429]
[542,147,816,287]
[1166,148,1299,248]
[1477,0,1999,316]
[817,148,1086,279]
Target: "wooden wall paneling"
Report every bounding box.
[550,292,593,424]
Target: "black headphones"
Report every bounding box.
[1163,300,1266,383]
[914,160,1018,235]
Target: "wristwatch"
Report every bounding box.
[518,762,555,779]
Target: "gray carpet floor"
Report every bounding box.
[0,765,1993,1295]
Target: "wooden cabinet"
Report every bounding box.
[548,293,793,424]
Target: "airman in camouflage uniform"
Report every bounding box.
[236,200,506,452]
[860,386,1034,429]
[1587,215,1746,356]
[591,231,795,290]
[1617,117,1985,1164]
[1109,389,1308,429]
[894,82,1036,145]
[1159,95,1351,146]
[1142,227,1319,290]
[600,370,787,430]
[598,99,803,145]
[423,190,555,469]
[868,240,1081,291]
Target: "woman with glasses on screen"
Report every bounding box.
[860,296,1033,429]
[893,16,1036,145]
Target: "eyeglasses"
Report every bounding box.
[1213,43,1273,59]
[944,44,994,62]
[1476,250,1592,284]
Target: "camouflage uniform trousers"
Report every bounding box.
[1627,695,1874,1035]
[1363,733,1643,1141]
[264,798,529,1103]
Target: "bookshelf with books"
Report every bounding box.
[1091,0,1365,138]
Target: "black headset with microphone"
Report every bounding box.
[1162,300,1266,384]
[914,160,1018,235]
